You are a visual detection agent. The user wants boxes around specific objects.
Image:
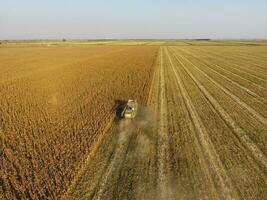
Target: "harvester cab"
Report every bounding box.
[121,100,138,119]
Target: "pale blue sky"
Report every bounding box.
[0,0,266,39]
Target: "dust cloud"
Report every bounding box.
[116,107,193,200]
[117,106,156,160]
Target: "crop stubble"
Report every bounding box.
[1,44,266,200]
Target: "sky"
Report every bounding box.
[0,0,267,40]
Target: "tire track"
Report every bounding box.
[115,48,160,200]
[178,48,267,105]
[173,48,267,126]
[211,49,267,74]
[227,53,267,71]
[195,48,267,83]
[191,47,267,92]
[157,47,173,199]
[164,48,220,199]
[165,48,240,200]
[211,52,267,77]
[92,120,134,200]
[169,48,267,171]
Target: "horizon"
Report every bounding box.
[1,0,267,40]
[1,38,267,42]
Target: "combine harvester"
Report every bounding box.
[121,100,138,119]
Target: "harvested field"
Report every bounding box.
[65,45,267,200]
[1,43,267,200]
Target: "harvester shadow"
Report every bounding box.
[114,99,127,122]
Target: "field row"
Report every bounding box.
[163,46,266,199]
[1,44,266,200]
[67,46,267,199]
[0,46,158,200]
